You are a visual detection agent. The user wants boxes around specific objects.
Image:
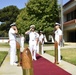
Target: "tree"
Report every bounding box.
[17,0,59,35]
[0,5,20,36]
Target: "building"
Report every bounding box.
[63,0,76,42]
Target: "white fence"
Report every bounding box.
[0,37,21,43]
[0,37,9,43]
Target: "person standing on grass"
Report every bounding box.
[54,22,62,64]
[25,25,38,60]
[8,22,18,65]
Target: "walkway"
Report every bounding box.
[0,54,22,75]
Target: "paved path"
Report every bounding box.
[0,47,9,51]
[0,54,22,75]
[43,45,76,50]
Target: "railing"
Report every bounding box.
[0,37,9,43]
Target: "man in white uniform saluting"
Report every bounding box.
[8,22,18,65]
[25,25,38,60]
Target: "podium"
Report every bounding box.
[22,47,33,75]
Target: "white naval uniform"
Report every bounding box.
[9,28,16,65]
[39,34,44,54]
[55,28,62,63]
[36,32,39,53]
[29,31,38,60]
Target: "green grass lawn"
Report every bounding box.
[0,43,9,47]
[0,51,8,66]
[0,43,28,48]
[45,48,76,65]
[24,43,29,47]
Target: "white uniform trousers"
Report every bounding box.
[21,40,24,48]
[20,41,24,52]
[37,42,39,53]
[29,40,37,60]
[9,40,16,65]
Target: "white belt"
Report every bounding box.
[30,40,35,41]
[10,39,16,41]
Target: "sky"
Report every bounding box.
[0,0,28,9]
[0,0,69,9]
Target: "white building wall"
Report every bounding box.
[63,0,76,42]
[63,1,76,22]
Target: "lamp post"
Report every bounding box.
[60,0,64,46]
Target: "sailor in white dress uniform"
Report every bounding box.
[54,23,62,63]
[8,22,18,65]
[25,25,38,60]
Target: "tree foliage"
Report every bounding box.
[0,5,20,36]
[17,0,59,35]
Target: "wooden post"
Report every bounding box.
[16,41,21,66]
[39,42,42,54]
[22,47,33,75]
[54,41,58,64]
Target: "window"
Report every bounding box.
[66,9,76,22]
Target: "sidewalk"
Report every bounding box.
[0,54,22,75]
[0,45,76,75]
[43,45,76,50]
